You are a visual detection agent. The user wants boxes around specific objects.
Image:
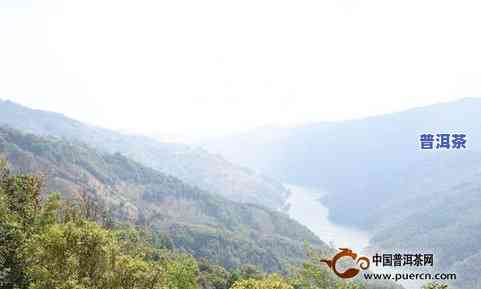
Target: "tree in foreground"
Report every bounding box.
[0,159,42,289]
[0,159,199,289]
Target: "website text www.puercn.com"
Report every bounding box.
[363,272,457,282]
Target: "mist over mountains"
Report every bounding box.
[0,99,290,210]
[0,98,402,289]
[203,98,481,219]
[204,97,481,289]
[2,97,480,288]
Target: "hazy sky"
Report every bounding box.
[1,0,481,139]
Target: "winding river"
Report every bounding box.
[286,184,370,253]
[286,185,423,289]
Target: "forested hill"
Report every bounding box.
[0,126,325,272]
[203,98,481,289]
[0,156,409,289]
[0,99,289,209]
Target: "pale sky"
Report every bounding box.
[1,0,481,139]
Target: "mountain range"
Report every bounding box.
[0,125,326,273]
[0,100,289,210]
[203,97,481,289]
[3,98,479,288]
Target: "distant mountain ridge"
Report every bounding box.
[204,97,481,289]
[204,97,481,223]
[0,99,290,209]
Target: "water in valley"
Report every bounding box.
[286,184,370,253]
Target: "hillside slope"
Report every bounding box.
[0,99,289,209]
[0,126,326,272]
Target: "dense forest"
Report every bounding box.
[0,159,447,289]
[0,126,323,273]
